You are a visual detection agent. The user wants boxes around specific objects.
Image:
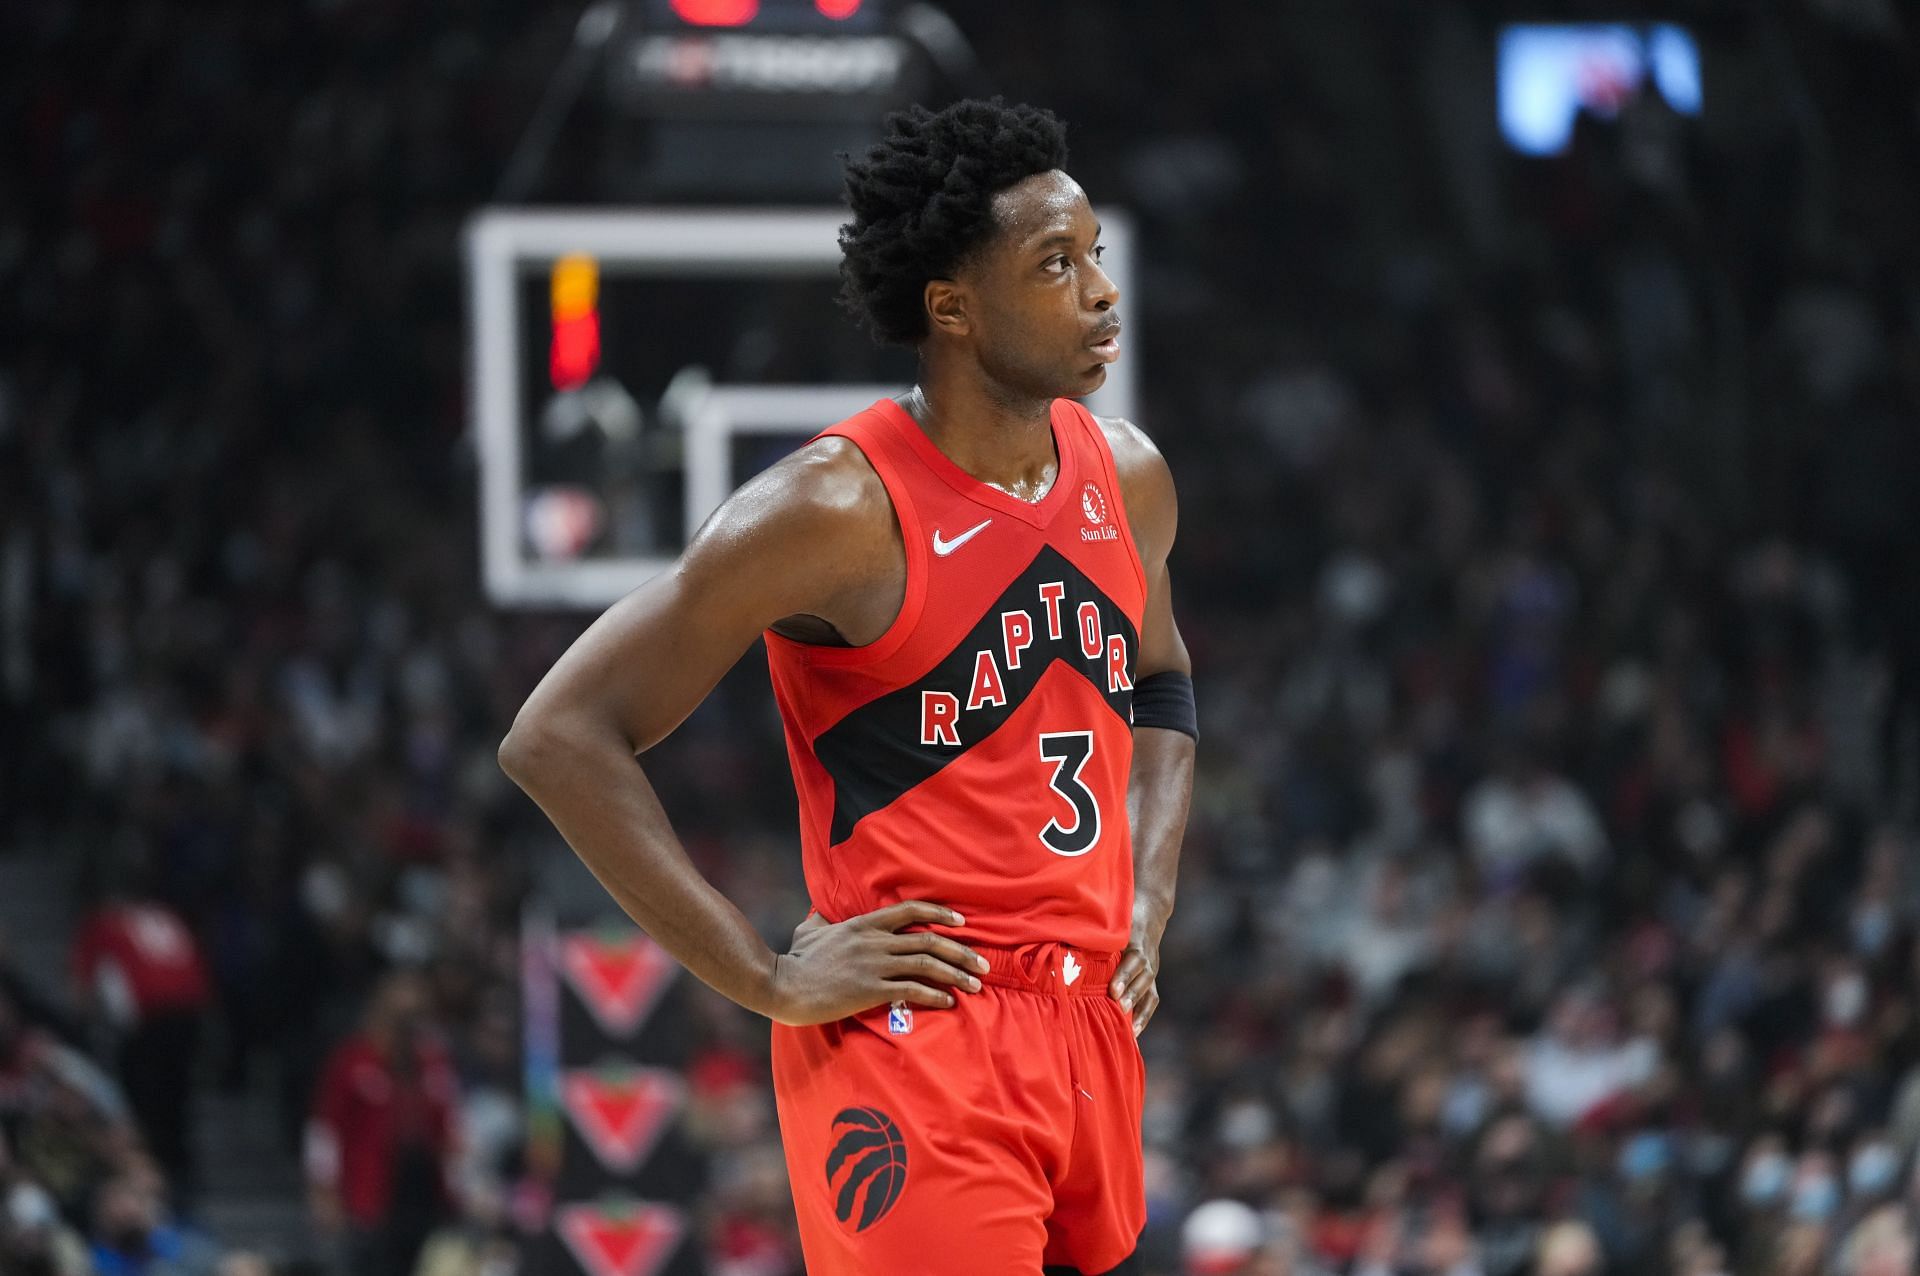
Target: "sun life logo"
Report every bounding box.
[1080,482,1119,542]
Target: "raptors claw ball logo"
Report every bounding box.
[824,1106,908,1231]
[1080,482,1119,543]
[1081,481,1108,525]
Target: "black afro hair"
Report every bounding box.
[836,98,1069,346]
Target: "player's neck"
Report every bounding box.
[902,374,1057,500]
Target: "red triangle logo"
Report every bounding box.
[556,1199,684,1276]
[560,1066,684,1173]
[560,930,677,1037]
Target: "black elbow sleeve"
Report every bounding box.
[1131,671,1197,741]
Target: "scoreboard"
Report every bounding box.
[643,0,887,31]
[599,0,945,200]
[616,0,912,111]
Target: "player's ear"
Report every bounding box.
[923,278,970,339]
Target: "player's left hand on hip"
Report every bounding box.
[1109,935,1160,1037]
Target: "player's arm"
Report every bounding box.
[1102,418,1195,1037]
[497,440,990,1026]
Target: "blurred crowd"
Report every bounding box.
[4,2,1920,1276]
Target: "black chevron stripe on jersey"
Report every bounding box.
[812,545,1136,846]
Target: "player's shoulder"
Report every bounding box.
[666,426,897,626]
[769,432,891,521]
[1092,413,1174,503]
[1093,413,1170,478]
[1087,413,1177,562]
[689,429,892,565]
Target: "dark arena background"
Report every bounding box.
[5,2,1920,1274]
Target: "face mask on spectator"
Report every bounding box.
[1791,1172,1841,1221]
[6,1182,56,1231]
[1619,1132,1670,1181]
[1850,1143,1900,1197]
[1741,1152,1790,1206]
[1852,906,1892,956]
[1825,973,1868,1028]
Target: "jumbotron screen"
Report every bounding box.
[1498,23,1702,156]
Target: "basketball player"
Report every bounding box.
[500,98,1195,1273]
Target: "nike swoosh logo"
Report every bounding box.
[931,518,992,557]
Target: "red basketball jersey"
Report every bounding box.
[765,397,1147,952]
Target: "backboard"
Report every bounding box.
[466,207,1137,609]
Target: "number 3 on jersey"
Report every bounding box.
[1038,731,1101,856]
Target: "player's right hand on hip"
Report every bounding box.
[766,900,991,1026]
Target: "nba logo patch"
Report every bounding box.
[887,1000,913,1035]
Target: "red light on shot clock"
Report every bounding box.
[549,254,601,393]
[815,0,862,17]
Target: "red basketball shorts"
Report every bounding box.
[770,939,1146,1274]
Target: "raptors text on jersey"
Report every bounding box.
[765,398,1148,951]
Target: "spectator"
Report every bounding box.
[1839,1205,1916,1276]
[71,891,212,1195]
[1182,1198,1266,1275]
[1667,1220,1732,1276]
[1462,746,1610,887]
[0,983,133,1222]
[0,1131,90,1276]
[1524,987,1659,1128]
[213,1257,274,1276]
[1532,1221,1601,1276]
[306,970,461,1276]
[1763,1221,1828,1276]
[0,984,125,1117]
[86,1165,220,1276]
